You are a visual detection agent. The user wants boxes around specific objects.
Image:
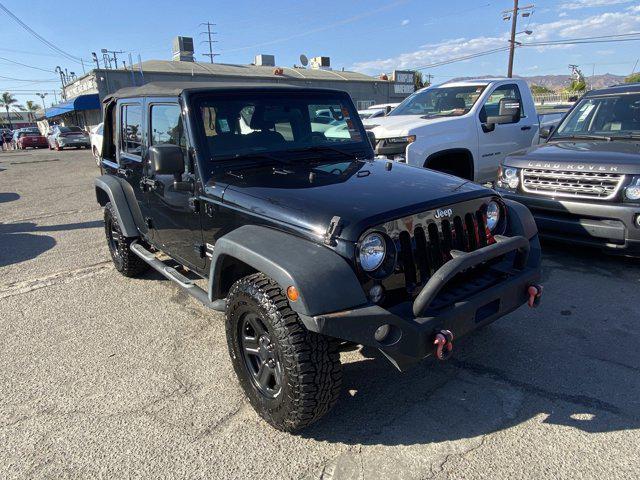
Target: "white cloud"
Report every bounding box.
[560,0,633,10]
[559,12,568,17]
[351,9,640,74]
[352,35,504,73]
[628,5,640,12]
[401,19,410,26]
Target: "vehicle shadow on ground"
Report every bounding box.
[301,243,640,446]
[0,192,19,203]
[0,220,103,268]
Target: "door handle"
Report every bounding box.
[520,126,532,131]
[117,167,133,178]
[139,177,157,191]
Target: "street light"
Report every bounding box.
[35,92,48,109]
[91,52,100,69]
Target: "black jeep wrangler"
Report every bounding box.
[95,82,543,431]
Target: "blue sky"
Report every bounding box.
[1,0,639,106]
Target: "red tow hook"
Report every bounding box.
[527,284,543,308]
[433,330,454,361]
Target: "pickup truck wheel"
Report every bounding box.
[103,202,148,277]
[226,273,342,432]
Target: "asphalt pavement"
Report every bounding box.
[1,148,638,479]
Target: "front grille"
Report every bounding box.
[521,168,625,200]
[397,210,491,293]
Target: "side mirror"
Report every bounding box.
[366,130,377,149]
[385,106,392,115]
[483,98,521,131]
[539,125,554,140]
[149,144,184,179]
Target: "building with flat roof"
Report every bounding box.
[46,38,415,129]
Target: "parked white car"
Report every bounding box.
[90,123,103,165]
[363,78,561,183]
[358,103,399,119]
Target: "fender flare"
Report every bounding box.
[503,198,538,239]
[94,175,143,238]
[209,225,368,317]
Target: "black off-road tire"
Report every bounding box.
[103,202,148,277]
[226,273,342,432]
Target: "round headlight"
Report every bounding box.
[503,167,518,179]
[359,233,386,272]
[503,167,520,189]
[486,201,501,232]
[625,180,640,200]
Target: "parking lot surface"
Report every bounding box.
[1,149,639,479]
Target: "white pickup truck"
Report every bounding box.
[363,78,564,183]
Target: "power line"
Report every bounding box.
[413,46,511,71]
[0,55,54,73]
[0,2,88,67]
[523,31,640,46]
[0,74,58,82]
[199,22,219,63]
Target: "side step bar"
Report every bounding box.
[130,242,225,312]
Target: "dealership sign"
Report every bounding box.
[392,70,415,95]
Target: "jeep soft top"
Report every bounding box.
[95,82,543,431]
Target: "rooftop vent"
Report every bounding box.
[254,54,275,67]
[172,36,194,62]
[310,56,331,70]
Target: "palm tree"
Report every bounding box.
[0,92,24,129]
[25,100,39,123]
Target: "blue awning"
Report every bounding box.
[45,94,100,119]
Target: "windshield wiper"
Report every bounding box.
[558,134,612,141]
[213,152,293,178]
[607,133,640,140]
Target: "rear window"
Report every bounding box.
[59,126,83,133]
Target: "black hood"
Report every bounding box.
[212,159,492,242]
[505,140,640,174]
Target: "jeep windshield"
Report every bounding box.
[193,92,370,175]
[388,85,486,118]
[554,93,640,140]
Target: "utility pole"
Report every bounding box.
[507,0,518,78]
[425,73,434,86]
[502,1,534,78]
[200,22,219,63]
[101,49,124,69]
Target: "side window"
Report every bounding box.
[481,84,523,122]
[120,104,143,157]
[150,104,186,149]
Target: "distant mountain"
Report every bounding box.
[448,73,626,91]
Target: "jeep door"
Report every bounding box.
[113,100,152,234]
[144,100,205,271]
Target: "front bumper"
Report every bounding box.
[499,190,640,253]
[300,235,542,371]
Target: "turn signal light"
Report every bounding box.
[286,286,299,302]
